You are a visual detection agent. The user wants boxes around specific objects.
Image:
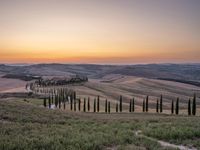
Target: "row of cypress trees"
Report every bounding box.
[43,92,198,116]
[187,94,196,116]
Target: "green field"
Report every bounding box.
[0,98,200,150]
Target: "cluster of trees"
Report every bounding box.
[35,75,88,87]
[142,94,197,115]
[43,92,198,116]
[43,88,75,109]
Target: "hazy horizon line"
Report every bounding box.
[1,62,200,66]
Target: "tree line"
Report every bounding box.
[43,88,197,116]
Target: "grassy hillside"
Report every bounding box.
[0,98,200,150]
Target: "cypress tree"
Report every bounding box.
[66,95,68,104]
[73,91,76,101]
[108,101,111,113]
[119,95,122,112]
[192,94,196,116]
[70,95,73,111]
[83,98,86,112]
[156,99,159,113]
[160,95,163,113]
[58,95,61,109]
[116,103,118,112]
[74,99,76,111]
[78,99,81,111]
[70,94,73,105]
[55,95,57,108]
[143,99,145,112]
[176,98,179,115]
[94,99,96,112]
[171,100,174,114]
[188,99,191,116]
[105,99,108,113]
[64,101,66,110]
[146,96,149,112]
[87,97,90,112]
[48,96,51,109]
[43,97,47,107]
[132,98,135,112]
[97,96,100,112]
[51,94,54,104]
[129,99,132,112]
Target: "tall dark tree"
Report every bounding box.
[51,94,54,104]
[87,97,90,112]
[156,99,159,113]
[160,95,163,113]
[146,96,149,112]
[171,100,174,114]
[192,94,196,116]
[70,95,73,111]
[97,96,100,112]
[48,96,51,109]
[105,99,108,113]
[94,99,96,112]
[63,101,66,110]
[58,95,61,109]
[143,99,145,112]
[116,103,118,112]
[73,91,76,101]
[83,98,86,112]
[78,99,81,111]
[55,95,58,108]
[43,97,47,107]
[175,98,179,115]
[108,101,111,113]
[188,99,191,116]
[119,95,122,112]
[129,99,132,112]
[132,98,135,112]
[74,99,76,111]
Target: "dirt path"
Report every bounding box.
[134,130,197,150]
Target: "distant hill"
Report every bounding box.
[0,63,200,81]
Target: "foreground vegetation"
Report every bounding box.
[0,98,200,150]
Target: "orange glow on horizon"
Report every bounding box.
[0,0,199,64]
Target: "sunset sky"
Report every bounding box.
[0,0,199,64]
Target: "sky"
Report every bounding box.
[0,0,200,64]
